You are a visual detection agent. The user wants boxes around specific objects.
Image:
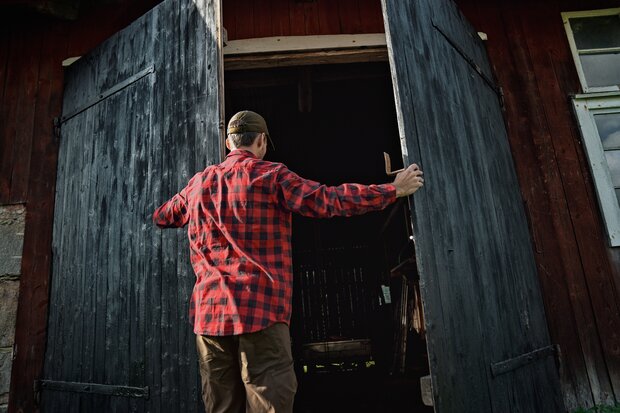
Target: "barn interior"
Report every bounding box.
[225,62,433,412]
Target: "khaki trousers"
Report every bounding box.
[196,323,298,413]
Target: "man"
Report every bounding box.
[153,110,424,413]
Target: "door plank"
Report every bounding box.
[381,0,565,411]
[43,1,223,412]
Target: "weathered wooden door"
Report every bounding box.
[381,1,565,412]
[41,1,223,411]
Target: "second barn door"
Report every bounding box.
[381,1,565,412]
[41,0,224,412]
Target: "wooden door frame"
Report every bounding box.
[223,33,389,71]
[222,36,431,406]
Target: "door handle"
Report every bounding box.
[383,152,405,176]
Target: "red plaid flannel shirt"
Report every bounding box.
[153,149,396,336]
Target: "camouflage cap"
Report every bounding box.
[227,110,275,149]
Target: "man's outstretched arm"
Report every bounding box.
[275,163,424,218]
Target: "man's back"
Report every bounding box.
[153,149,396,336]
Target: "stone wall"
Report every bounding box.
[0,205,25,413]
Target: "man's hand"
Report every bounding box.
[393,163,424,197]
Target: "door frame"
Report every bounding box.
[222,35,430,407]
[223,33,389,71]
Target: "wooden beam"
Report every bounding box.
[223,33,386,55]
[224,46,388,71]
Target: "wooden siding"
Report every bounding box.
[1,0,619,411]
[223,0,385,39]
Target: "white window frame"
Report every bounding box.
[572,93,620,246]
[562,8,620,93]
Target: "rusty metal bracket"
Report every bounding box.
[384,152,405,176]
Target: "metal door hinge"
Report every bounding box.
[35,379,149,399]
[491,344,560,377]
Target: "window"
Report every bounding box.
[564,8,620,246]
[562,8,620,93]
[573,95,620,246]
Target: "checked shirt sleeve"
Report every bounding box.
[152,187,190,228]
[275,166,397,218]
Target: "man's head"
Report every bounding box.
[226,110,273,159]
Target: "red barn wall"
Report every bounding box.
[223,0,385,38]
[1,0,619,411]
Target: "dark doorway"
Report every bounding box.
[225,62,433,413]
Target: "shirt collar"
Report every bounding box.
[226,149,257,159]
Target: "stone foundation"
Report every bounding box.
[0,205,25,412]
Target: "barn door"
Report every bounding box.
[41,1,223,412]
[381,1,565,412]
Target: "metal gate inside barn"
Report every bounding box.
[40,0,565,412]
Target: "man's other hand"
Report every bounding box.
[393,164,424,197]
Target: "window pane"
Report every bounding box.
[580,53,620,88]
[595,113,620,149]
[604,150,620,187]
[570,15,620,49]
